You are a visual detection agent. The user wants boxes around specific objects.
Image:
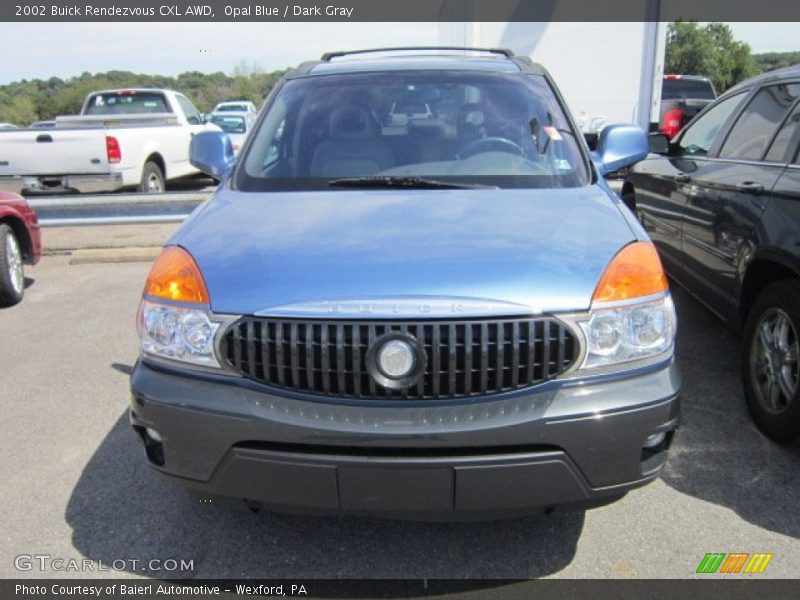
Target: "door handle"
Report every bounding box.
[674,173,691,183]
[36,134,53,143]
[736,181,764,194]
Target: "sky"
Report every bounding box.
[0,21,797,85]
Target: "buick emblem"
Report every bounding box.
[365,333,426,391]
[377,339,416,379]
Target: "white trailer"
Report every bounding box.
[439,22,667,134]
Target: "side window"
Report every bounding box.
[677,92,747,157]
[176,95,202,125]
[765,105,800,164]
[720,84,800,161]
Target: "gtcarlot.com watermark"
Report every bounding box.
[14,554,194,573]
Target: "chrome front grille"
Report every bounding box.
[221,317,578,400]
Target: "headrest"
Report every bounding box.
[458,103,486,129]
[329,107,378,140]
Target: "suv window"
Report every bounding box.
[238,70,590,191]
[662,78,716,100]
[210,115,247,134]
[720,84,800,161]
[84,91,170,115]
[176,94,203,125]
[765,104,800,163]
[677,92,747,157]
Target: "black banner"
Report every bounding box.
[3,579,800,600]
[4,0,800,22]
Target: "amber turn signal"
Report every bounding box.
[143,246,210,304]
[592,241,668,303]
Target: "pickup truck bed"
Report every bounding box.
[0,88,218,194]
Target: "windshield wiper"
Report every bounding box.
[327,176,497,190]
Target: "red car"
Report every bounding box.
[0,191,41,306]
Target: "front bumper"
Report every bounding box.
[130,359,681,518]
[0,172,124,194]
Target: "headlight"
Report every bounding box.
[137,299,222,368]
[578,294,676,369]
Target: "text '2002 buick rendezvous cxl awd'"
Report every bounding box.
[130,48,681,519]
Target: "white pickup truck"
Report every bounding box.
[0,88,220,194]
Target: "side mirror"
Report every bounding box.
[592,124,649,175]
[648,132,670,155]
[190,131,235,180]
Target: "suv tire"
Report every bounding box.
[742,279,800,445]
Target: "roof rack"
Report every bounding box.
[320,47,515,62]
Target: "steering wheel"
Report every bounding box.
[461,136,524,158]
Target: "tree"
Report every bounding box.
[0,64,290,125]
[666,21,760,93]
[754,51,800,72]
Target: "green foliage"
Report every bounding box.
[666,21,760,93]
[0,67,288,126]
[754,52,800,72]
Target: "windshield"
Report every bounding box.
[237,70,590,191]
[84,92,170,115]
[211,114,247,133]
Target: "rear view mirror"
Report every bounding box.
[190,131,236,180]
[648,132,670,155]
[592,124,649,175]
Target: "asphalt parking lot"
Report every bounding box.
[1,255,799,580]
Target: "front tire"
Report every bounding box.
[138,161,165,194]
[742,280,800,444]
[0,223,25,307]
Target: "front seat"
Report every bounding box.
[310,107,394,177]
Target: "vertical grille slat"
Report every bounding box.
[320,324,331,393]
[335,324,346,393]
[511,321,520,388]
[526,320,535,385]
[366,325,376,397]
[305,323,315,391]
[243,319,255,378]
[353,325,363,397]
[479,322,489,394]
[464,323,473,396]
[259,320,270,382]
[232,322,243,373]
[289,322,300,387]
[447,323,457,396]
[415,323,426,398]
[275,322,285,385]
[542,321,551,379]
[496,321,505,392]
[223,316,577,401]
[432,324,442,398]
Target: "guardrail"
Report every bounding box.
[29,191,211,226]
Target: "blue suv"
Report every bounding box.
[130,48,681,518]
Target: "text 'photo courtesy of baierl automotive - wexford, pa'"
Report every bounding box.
[0,1,799,599]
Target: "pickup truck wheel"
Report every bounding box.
[139,161,165,194]
[742,280,800,445]
[0,224,25,306]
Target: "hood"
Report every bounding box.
[172,187,636,317]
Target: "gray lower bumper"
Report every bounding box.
[0,172,124,194]
[130,359,681,518]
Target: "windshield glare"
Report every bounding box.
[238,71,589,190]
